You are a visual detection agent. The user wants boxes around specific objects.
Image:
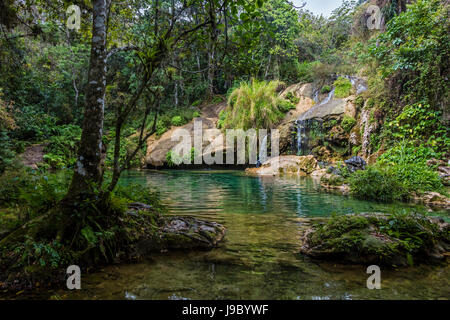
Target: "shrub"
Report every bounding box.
[355,96,364,108]
[278,100,296,113]
[193,111,201,118]
[349,166,406,202]
[212,96,224,104]
[285,91,300,105]
[191,100,202,107]
[156,118,170,137]
[349,163,444,202]
[44,124,82,169]
[341,115,356,133]
[217,110,227,129]
[321,85,331,94]
[113,183,166,213]
[333,77,352,98]
[377,142,441,166]
[171,116,185,127]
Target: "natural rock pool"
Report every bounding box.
[56,170,449,300]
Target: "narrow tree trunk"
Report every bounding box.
[206,0,217,98]
[67,0,109,197]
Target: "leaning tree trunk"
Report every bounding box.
[67,0,109,198]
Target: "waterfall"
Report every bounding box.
[313,90,319,103]
[259,134,268,164]
[295,119,311,156]
[318,88,335,106]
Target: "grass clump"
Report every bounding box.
[223,79,291,130]
[333,77,352,98]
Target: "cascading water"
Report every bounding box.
[318,88,335,106]
[295,88,335,155]
[259,134,268,164]
[295,119,312,156]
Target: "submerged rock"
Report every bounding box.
[319,173,350,194]
[300,213,450,267]
[412,192,450,210]
[124,203,226,258]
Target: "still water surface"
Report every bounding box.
[59,170,449,300]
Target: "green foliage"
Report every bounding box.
[355,96,364,108]
[333,77,352,98]
[370,0,449,109]
[113,183,166,214]
[321,85,331,94]
[377,141,442,166]
[349,163,443,202]
[223,79,288,129]
[341,115,356,132]
[383,103,449,156]
[166,147,197,167]
[44,124,82,169]
[156,119,169,137]
[0,169,71,216]
[217,110,227,129]
[278,100,296,113]
[171,115,185,127]
[285,91,300,105]
[307,212,448,266]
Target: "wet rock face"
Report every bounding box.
[344,156,367,173]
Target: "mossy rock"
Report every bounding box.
[300,213,450,267]
[0,201,226,291]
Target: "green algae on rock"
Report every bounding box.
[300,213,450,267]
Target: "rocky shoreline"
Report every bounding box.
[245,155,450,210]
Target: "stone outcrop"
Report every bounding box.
[300,213,450,266]
[412,192,450,210]
[125,202,226,256]
[245,155,319,176]
[344,156,367,173]
[145,102,226,167]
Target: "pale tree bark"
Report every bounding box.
[67,0,109,197]
[206,0,217,98]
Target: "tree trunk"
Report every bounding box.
[206,0,217,98]
[67,0,109,197]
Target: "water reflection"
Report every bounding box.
[53,170,448,300]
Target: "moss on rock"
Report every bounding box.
[300,213,450,267]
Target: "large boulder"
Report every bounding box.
[125,202,226,257]
[300,213,450,266]
[145,103,226,167]
[245,155,319,176]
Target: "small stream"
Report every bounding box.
[55,170,449,300]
